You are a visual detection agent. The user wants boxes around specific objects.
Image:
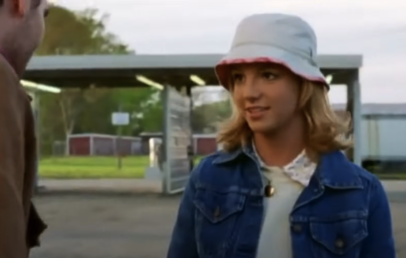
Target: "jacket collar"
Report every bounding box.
[213,146,363,189]
[0,49,32,102]
[315,150,363,189]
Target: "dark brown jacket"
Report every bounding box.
[0,55,46,257]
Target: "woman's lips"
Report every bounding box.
[246,107,269,120]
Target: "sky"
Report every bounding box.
[57,0,406,104]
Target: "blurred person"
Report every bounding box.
[0,0,48,257]
[167,13,395,258]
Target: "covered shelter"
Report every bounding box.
[26,54,362,194]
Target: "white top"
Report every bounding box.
[253,147,317,258]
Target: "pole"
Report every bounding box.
[116,103,122,170]
[352,75,362,166]
[162,86,169,194]
[186,86,194,172]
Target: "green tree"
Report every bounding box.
[74,88,163,136]
[36,5,154,155]
[36,6,130,55]
[192,100,232,133]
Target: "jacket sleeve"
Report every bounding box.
[166,163,201,258]
[0,166,27,258]
[360,178,396,258]
[27,202,48,248]
[0,77,28,258]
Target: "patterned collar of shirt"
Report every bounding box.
[252,141,317,186]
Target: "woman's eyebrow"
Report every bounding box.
[230,69,243,74]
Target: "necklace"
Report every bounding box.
[264,180,275,197]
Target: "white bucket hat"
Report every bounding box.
[215,13,327,89]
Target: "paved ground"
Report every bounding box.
[38,179,406,194]
[37,179,163,194]
[29,180,406,258]
[30,194,179,258]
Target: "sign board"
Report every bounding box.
[163,86,191,194]
[111,112,130,125]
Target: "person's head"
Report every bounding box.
[0,0,48,75]
[216,13,351,157]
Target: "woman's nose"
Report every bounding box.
[242,80,262,100]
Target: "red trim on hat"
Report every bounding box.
[216,57,327,87]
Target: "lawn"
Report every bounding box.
[39,156,203,179]
[39,156,406,180]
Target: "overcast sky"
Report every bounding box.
[57,0,406,103]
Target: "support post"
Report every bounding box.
[186,86,194,172]
[116,104,123,170]
[347,71,362,166]
[162,86,169,195]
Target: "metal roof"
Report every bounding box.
[332,103,406,116]
[24,54,363,88]
[27,54,363,70]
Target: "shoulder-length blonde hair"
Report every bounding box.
[217,80,353,158]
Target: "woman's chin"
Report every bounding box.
[248,121,278,134]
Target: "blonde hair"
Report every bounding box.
[217,80,353,158]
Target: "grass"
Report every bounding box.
[39,156,203,179]
[375,173,406,180]
[39,156,406,180]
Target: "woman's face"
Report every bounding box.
[230,63,301,134]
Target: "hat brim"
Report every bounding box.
[215,44,327,89]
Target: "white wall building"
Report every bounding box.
[332,103,406,163]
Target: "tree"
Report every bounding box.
[192,100,232,133]
[36,6,130,55]
[37,5,139,155]
[74,88,163,136]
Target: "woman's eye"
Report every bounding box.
[262,72,277,80]
[232,73,244,82]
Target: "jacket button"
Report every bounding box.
[291,224,302,233]
[213,206,221,218]
[335,238,345,249]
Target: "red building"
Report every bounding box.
[139,132,219,156]
[193,134,218,155]
[68,133,142,156]
[68,133,219,156]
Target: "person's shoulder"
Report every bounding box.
[346,161,383,191]
[190,151,238,186]
[0,55,25,99]
[191,151,226,175]
[322,151,381,189]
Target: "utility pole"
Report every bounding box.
[116,103,123,170]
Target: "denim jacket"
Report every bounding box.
[167,147,396,258]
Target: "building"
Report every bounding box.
[332,103,406,170]
[68,133,142,156]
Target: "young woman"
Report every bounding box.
[167,13,395,258]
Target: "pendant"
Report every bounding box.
[264,185,275,197]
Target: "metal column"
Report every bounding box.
[347,71,362,166]
[186,86,194,171]
[161,86,169,195]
